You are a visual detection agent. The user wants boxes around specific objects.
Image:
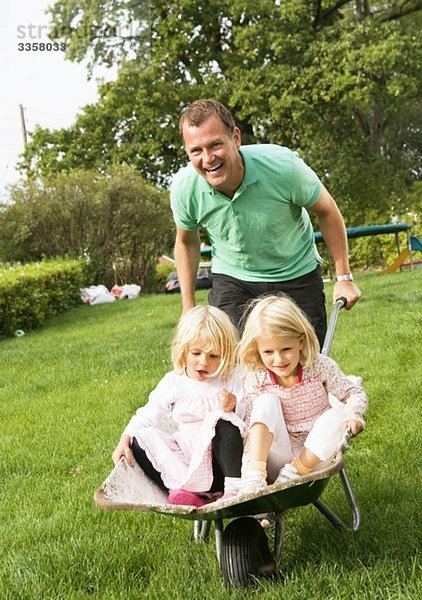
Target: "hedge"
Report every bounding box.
[0,259,86,338]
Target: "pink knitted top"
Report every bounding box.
[244,353,368,448]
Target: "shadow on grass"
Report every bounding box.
[274,474,419,574]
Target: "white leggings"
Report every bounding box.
[249,393,345,482]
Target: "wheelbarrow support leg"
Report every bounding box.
[214,519,224,564]
[313,499,345,529]
[274,512,285,569]
[313,467,361,532]
[193,519,211,542]
[339,467,361,532]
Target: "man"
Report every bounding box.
[170,100,361,346]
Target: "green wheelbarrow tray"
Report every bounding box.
[94,446,345,522]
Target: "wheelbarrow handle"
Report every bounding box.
[335,296,348,309]
[321,297,347,356]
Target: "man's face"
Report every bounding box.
[182,116,244,197]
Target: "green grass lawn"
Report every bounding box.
[1,270,421,599]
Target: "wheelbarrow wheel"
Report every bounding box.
[220,517,277,588]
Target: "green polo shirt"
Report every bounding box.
[170,144,322,282]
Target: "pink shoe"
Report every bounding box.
[220,491,237,501]
[168,488,206,507]
[208,491,237,506]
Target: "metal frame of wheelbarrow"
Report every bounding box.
[94,298,361,587]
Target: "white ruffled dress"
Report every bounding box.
[123,369,246,493]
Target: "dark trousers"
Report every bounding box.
[131,420,243,493]
[208,266,327,348]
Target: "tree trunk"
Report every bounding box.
[368,100,385,154]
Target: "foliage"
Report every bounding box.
[19,0,422,229]
[0,165,174,291]
[0,272,421,598]
[0,259,85,337]
[155,262,175,292]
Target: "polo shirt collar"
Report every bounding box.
[239,148,258,187]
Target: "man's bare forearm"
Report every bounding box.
[174,228,201,313]
[310,186,361,309]
[317,204,350,275]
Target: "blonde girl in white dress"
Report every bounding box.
[112,305,247,507]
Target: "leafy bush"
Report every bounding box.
[0,165,175,292]
[154,263,175,292]
[0,259,85,337]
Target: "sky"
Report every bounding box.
[0,1,115,202]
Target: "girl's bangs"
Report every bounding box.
[188,333,221,356]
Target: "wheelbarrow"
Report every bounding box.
[94,298,361,587]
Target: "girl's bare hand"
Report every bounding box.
[219,389,237,412]
[112,434,134,466]
[342,420,363,436]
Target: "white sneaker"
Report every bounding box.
[238,470,267,495]
[275,462,300,484]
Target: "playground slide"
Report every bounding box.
[381,236,422,274]
[381,249,409,275]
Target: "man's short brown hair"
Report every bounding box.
[179,99,236,141]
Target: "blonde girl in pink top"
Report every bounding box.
[237,295,368,492]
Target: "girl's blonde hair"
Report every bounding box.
[172,305,239,380]
[238,294,320,371]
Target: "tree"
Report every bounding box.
[21,0,422,227]
[0,166,174,291]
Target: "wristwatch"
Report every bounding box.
[335,273,354,282]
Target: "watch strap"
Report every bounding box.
[335,273,354,282]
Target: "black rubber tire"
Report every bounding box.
[220,517,276,588]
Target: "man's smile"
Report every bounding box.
[205,163,223,173]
